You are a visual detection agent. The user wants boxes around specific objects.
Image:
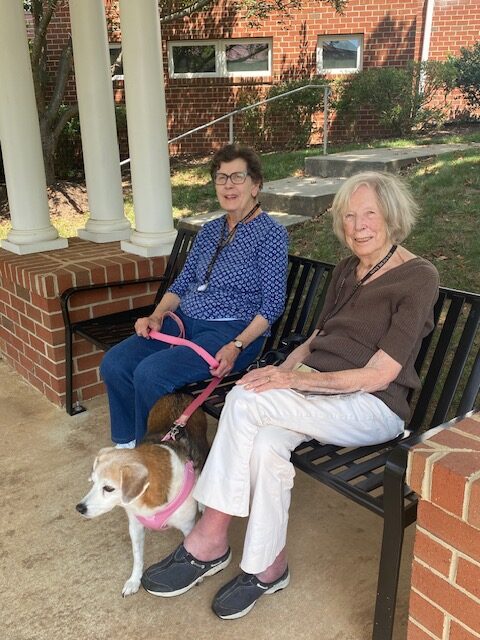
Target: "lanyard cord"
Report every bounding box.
[198,202,261,291]
[319,244,398,329]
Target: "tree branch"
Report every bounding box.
[160,0,214,23]
[31,0,58,69]
[52,103,79,145]
[45,35,73,127]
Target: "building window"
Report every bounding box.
[317,35,363,74]
[168,39,272,78]
[172,44,217,75]
[225,42,270,73]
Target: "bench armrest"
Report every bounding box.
[60,275,168,329]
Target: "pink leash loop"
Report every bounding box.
[148,311,219,370]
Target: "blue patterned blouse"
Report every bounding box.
[168,212,289,335]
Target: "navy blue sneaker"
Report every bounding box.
[212,568,290,619]
[141,543,232,597]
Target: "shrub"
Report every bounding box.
[453,41,480,111]
[263,78,327,150]
[334,62,454,136]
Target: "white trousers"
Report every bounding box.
[193,385,404,575]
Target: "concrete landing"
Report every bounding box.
[305,143,475,178]
[179,208,310,230]
[260,176,345,217]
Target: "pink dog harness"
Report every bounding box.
[136,459,196,530]
[136,312,223,530]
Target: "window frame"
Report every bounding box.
[168,38,272,79]
[316,34,363,75]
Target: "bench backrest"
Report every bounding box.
[153,226,199,306]
[408,287,480,432]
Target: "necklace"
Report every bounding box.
[320,244,397,327]
[197,202,261,292]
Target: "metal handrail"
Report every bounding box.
[120,83,330,168]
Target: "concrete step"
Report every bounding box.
[260,176,345,217]
[305,143,476,178]
[179,209,310,231]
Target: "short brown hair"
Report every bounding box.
[331,171,418,245]
[210,144,264,189]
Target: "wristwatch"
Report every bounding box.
[233,339,244,351]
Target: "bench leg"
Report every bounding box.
[65,327,86,416]
[372,446,409,640]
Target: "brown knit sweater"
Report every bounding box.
[304,255,439,421]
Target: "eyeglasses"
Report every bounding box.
[213,171,251,185]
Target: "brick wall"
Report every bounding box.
[406,414,480,640]
[0,239,166,408]
[35,0,480,157]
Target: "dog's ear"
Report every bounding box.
[120,463,149,504]
[93,447,116,470]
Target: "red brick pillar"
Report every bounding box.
[406,413,480,639]
[0,238,166,407]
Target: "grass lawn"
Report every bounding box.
[1,130,479,291]
[288,146,480,292]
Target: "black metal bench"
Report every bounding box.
[196,282,480,640]
[60,225,480,640]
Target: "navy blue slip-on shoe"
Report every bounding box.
[141,543,232,598]
[212,567,290,619]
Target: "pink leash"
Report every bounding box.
[148,311,223,434]
[136,311,223,530]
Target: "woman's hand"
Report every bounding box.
[210,342,241,378]
[134,314,164,338]
[237,365,295,393]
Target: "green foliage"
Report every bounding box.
[452,41,480,111]
[235,87,265,143]
[334,62,454,136]
[263,79,327,150]
[54,106,128,180]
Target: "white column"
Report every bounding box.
[419,0,436,93]
[69,0,130,243]
[118,0,177,257]
[0,1,67,255]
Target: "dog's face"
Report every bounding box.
[76,447,150,518]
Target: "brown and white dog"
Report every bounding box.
[76,393,209,597]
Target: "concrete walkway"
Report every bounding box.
[1,355,414,640]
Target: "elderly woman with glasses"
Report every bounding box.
[100,143,289,448]
[141,171,439,620]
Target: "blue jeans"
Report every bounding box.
[100,309,264,444]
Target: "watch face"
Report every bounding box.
[234,340,243,350]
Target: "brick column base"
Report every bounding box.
[406,413,480,640]
[0,238,167,407]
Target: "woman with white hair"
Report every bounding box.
[141,171,440,620]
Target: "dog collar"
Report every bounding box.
[135,460,196,531]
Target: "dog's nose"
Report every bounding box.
[76,502,87,515]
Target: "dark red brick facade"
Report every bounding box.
[32,0,480,154]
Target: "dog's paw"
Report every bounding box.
[122,578,141,597]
